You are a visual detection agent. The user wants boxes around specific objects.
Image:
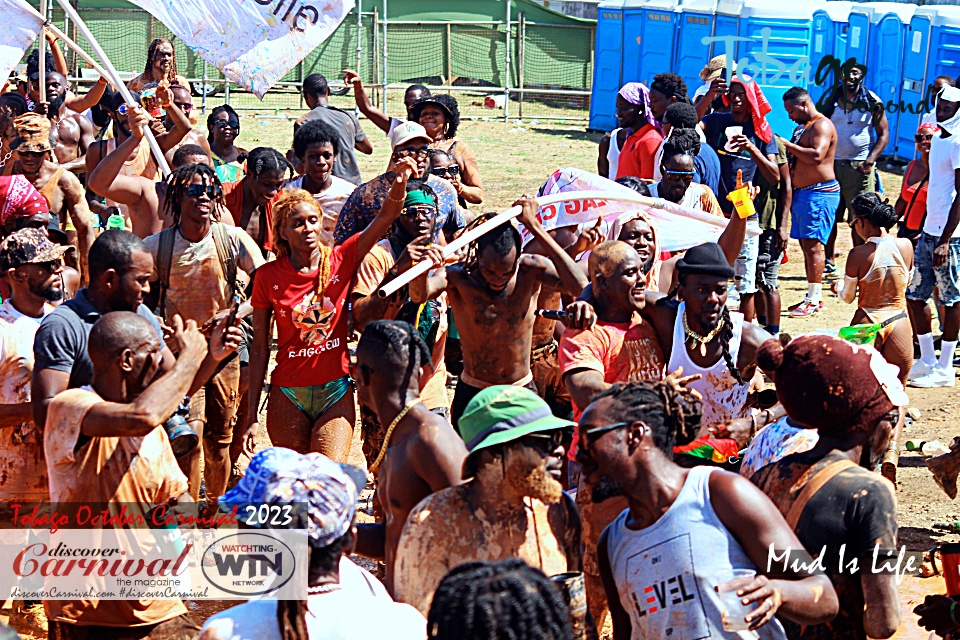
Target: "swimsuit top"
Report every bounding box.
[858,235,909,313]
[900,160,928,231]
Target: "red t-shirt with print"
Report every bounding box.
[250,235,359,387]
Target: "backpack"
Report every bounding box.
[155,222,240,319]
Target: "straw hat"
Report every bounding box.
[12,113,53,154]
[700,55,737,82]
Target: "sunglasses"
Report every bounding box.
[17,150,46,158]
[401,205,436,219]
[186,184,222,200]
[394,146,429,160]
[175,102,193,113]
[431,165,460,178]
[580,421,631,453]
[25,259,61,273]
[520,430,569,453]
[214,119,240,130]
[661,166,696,179]
[915,134,934,142]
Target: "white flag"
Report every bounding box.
[526,167,754,252]
[126,0,355,98]
[0,0,42,87]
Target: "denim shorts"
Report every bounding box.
[906,232,960,306]
[734,218,761,294]
[756,229,783,291]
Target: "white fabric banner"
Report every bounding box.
[0,0,42,88]
[126,0,354,98]
[525,167,743,252]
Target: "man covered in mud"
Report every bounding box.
[410,196,593,431]
[393,386,582,616]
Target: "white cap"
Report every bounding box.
[390,120,431,150]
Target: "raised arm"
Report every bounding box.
[344,70,392,134]
[66,78,108,115]
[80,317,207,439]
[711,471,839,628]
[87,109,152,205]
[153,86,191,152]
[409,265,449,304]
[60,171,95,282]
[355,157,415,260]
[516,196,588,296]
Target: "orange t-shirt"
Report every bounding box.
[615,124,664,181]
[222,178,280,252]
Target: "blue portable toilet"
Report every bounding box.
[621,0,647,90]
[920,5,960,80]
[676,0,719,96]
[589,0,627,131]
[713,0,743,61]
[897,6,936,160]
[637,0,682,85]
[868,3,917,156]
[735,0,822,139]
[845,4,873,69]
[810,2,854,88]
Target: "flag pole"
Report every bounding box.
[38,0,47,101]
[53,0,172,177]
[16,0,112,82]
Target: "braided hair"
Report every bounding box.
[144,38,179,85]
[247,146,293,181]
[592,380,703,455]
[357,320,433,405]
[163,163,224,226]
[426,558,573,640]
[271,188,332,293]
[851,192,898,230]
[656,277,745,385]
[275,532,351,640]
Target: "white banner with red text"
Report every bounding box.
[0,0,43,89]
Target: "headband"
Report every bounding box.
[403,190,435,208]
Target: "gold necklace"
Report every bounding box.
[682,311,724,357]
[369,401,419,472]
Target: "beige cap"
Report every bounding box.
[389,120,431,150]
[700,55,737,82]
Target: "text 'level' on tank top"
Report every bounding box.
[605,466,787,639]
[667,301,749,430]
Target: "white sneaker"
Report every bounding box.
[909,367,956,388]
[909,359,936,381]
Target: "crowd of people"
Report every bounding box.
[1,33,960,640]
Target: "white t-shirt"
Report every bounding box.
[200,559,424,640]
[286,175,357,248]
[924,133,960,237]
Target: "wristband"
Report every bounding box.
[96,77,108,85]
[951,601,958,626]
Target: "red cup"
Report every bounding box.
[941,543,960,596]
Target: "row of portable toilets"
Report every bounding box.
[589,0,960,161]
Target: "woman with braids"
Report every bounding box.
[222,146,291,252]
[409,95,484,204]
[207,104,247,183]
[576,380,838,640]
[242,158,416,462]
[127,38,189,94]
[427,559,574,640]
[832,193,914,384]
[204,448,426,640]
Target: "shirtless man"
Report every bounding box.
[85,88,190,233]
[29,71,94,172]
[0,93,28,170]
[162,84,211,167]
[88,107,210,237]
[393,385,582,616]
[8,114,93,279]
[126,38,190,94]
[781,86,840,317]
[410,196,592,431]
[353,320,467,593]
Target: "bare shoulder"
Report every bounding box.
[740,321,773,350]
[520,252,550,273]
[59,170,84,199]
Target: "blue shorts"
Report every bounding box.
[790,181,841,246]
[906,232,960,306]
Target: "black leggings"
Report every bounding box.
[451,377,538,436]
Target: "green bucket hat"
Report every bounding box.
[459,385,575,479]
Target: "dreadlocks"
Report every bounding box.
[426,558,572,640]
[144,38,179,85]
[462,214,521,275]
[655,278,745,384]
[248,146,293,181]
[271,188,332,292]
[276,532,352,640]
[592,380,703,455]
[163,163,224,226]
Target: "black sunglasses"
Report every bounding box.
[186,184,222,200]
[394,146,429,159]
[581,421,631,452]
[915,134,934,142]
[24,259,61,273]
[214,119,240,130]
[431,165,460,178]
[520,430,570,453]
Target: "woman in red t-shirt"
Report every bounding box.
[244,157,416,461]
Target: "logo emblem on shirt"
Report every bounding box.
[292,292,336,345]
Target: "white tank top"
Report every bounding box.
[605,466,787,640]
[607,127,623,179]
[667,302,750,429]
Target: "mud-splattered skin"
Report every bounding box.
[393,442,582,615]
[443,255,549,385]
[751,447,898,640]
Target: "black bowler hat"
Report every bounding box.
[676,242,734,278]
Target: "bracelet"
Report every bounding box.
[951,601,958,626]
[388,195,404,204]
